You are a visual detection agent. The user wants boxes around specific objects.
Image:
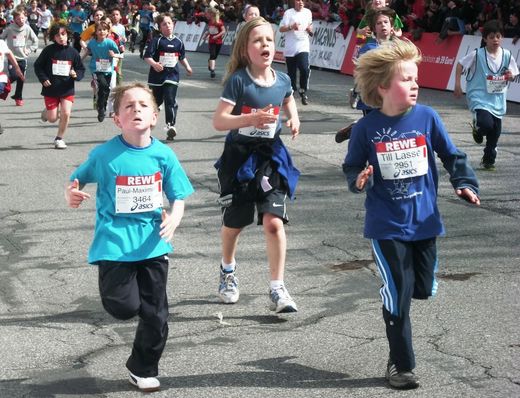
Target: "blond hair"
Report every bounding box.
[224,17,272,84]
[207,7,220,23]
[354,39,421,108]
[111,82,158,115]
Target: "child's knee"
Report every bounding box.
[263,214,283,234]
[101,297,140,320]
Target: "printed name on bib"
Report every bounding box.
[486,74,508,94]
[95,58,112,72]
[375,135,428,180]
[115,171,163,213]
[238,105,280,139]
[52,59,72,76]
[159,51,179,67]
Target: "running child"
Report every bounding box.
[343,39,480,389]
[38,2,54,46]
[65,82,194,393]
[144,12,192,141]
[336,7,396,143]
[0,8,38,106]
[34,21,85,149]
[87,20,119,122]
[212,17,301,313]
[203,7,226,78]
[454,20,519,170]
[0,37,25,134]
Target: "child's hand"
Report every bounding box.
[356,165,373,191]
[42,79,51,87]
[159,209,177,242]
[69,69,77,79]
[456,188,480,205]
[185,66,193,76]
[286,118,300,139]
[453,85,463,98]
[65,179,91,208]
[251,104,278,128]
[153,62,164,72]
[504,69,514,81]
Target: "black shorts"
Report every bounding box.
[222,188,289,228]
[209,43,222,60]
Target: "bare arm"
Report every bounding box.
[453,63,464,98]
[282,95,300,139]
[212,100,277,131]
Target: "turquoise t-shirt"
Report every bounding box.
[71,135,194,264]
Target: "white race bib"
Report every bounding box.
[95,58,112,72]
[13,34,25,48]
[486,74,508,94]
[159,52,178,68]
[237,105,279,139]
[52,59,72,76]
[115,172,164,214]
[376,136,428,180]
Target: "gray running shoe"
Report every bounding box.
[385,361,419,389]
[269,285,298,313]
[218,266,239,304]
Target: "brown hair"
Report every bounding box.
[111,82,159,115]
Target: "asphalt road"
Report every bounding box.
[0,49,519,398]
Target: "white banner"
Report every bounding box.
[275,21,349,70]
[174,21,206,52]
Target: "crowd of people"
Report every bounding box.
[0,0,518,394]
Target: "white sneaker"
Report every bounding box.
[128,371,161,392]
[218,267,239,304]
[54,138,67,149]
[269,285,298,313]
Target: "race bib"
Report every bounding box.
[375,136,428,180]
[115,172,163,214]
[486,74,508,94]
[13,34,25,48]
[95,58,111,72]
[52,59,71,76]
[237,105,279,139]
[29,13,38,21]
[159,52,178,67]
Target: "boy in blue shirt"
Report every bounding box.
[87,21,119,121]
[343,39,480,389]
[65,82,194,392]
[454,20,519,170]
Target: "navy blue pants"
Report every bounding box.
[98,255,169,377]
[8,58,26,100]
[95,72,112,114]
[371,238,438,371]
[475,109,501,165]
[285,52,310,94]
[151,83,178,127]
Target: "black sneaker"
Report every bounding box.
[480,157,495,171]
[386,361,419,389]
[166,126,177,141]
[335,122,356,143]
[300,92,309,105]
[470,121,483,144]
[210,70,216,78]
[97,111,105,122]
[0,123,4,134]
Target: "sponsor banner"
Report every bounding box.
[447,36,520,103]
[413,33,462,90]
[196,22,238,56]
[174,21,205,52]
[275,21,350,70]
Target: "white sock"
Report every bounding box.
[270,280,284,290]
[221,259,236,273]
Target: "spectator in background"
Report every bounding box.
[410,0,443,41]
[436,0,465,42]
[504,9,520,44]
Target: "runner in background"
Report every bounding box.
[202,7,226,79]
